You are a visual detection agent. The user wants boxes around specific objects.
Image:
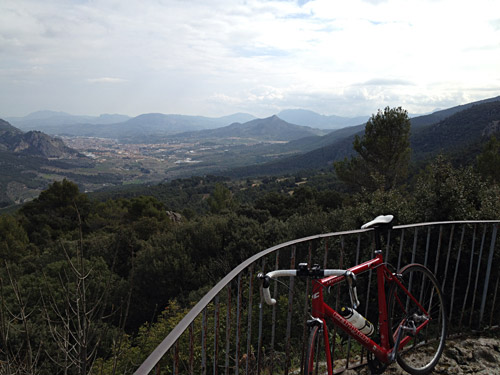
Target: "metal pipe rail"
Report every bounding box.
[135,220,499,375]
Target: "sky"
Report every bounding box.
[1,0,500,119]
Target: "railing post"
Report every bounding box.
[256,258,266,375]
[459,224,477,329]
[213,295,220,375]
[479,224,498,328]
[323,238,329,268]
[225,286,232,375]
[423,226,431,267]
[189,322,194,375]
[450,225,465,324]
[300,243,313,375]
[470,225,487,327]
[489,274,500,328]
[397,228,405,270]
[235,273,243,375]
[284,246,296,375]
[245,264,254,375]
[269,250,280,375]
[411,227,419,264]
[202,308,207,375]
[442,224,455,292]
[434,225,443,278]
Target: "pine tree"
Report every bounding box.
[334,106,411,191]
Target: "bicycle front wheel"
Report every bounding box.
[387,264,447,375]
[303,322,331,375]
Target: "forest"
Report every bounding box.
[0,108,499,374]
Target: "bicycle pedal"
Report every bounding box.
[402,324,417,336]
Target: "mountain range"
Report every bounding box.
[6,109,367,142]
[1,95,500,207]
[9,96,499,145]
[224,96,500,177]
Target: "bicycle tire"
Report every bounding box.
[303,323,330,375]
[387,264,447,375]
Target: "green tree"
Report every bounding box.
[334,107,411,191]
[19,179,90,243]
[476,135,500,184]
[0,214,29,261]
[207,183,237,214]
[414,155,485,221]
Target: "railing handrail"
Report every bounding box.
[134,219,499,374]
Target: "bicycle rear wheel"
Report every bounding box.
[303,322,331,375]
[387,264,447,375]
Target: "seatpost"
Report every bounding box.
[374,227,382,251]
[373,222,393,253]
[361,215,394,254]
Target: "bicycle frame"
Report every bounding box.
[309,251,431,374]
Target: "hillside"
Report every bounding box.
[0,119,80,158]
[0,118,24,136]
[277,109,368,129]
[410,95,500,129]
[171,115,329,142]
[411,100,500,158]
[0,119,116,207]
[225,98,500,178]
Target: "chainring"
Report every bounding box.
[367,337,388,375]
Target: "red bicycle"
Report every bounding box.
[259,215,447,375]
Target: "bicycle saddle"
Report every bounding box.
[361,215,394,229]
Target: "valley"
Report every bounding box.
[0,134,297,207]
[63,135,292,179]
[1,96,500,209]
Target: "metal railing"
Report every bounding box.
[135,220,499,375]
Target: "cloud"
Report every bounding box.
[87,77,127,84]
[0,0,499,117]
[360,79,415,87]
[491,19,500,30]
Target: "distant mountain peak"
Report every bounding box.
[25,110,71,119]
[0,119,80,158]
[191,115,328,142]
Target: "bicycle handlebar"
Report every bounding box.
[258,267,346,305]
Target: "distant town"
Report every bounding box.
[63,136,209,164]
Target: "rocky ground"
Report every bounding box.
[432,336,500,374]
[344,334,500,374]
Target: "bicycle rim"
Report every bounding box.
[388,264,447,375]
[304,324,330,375]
